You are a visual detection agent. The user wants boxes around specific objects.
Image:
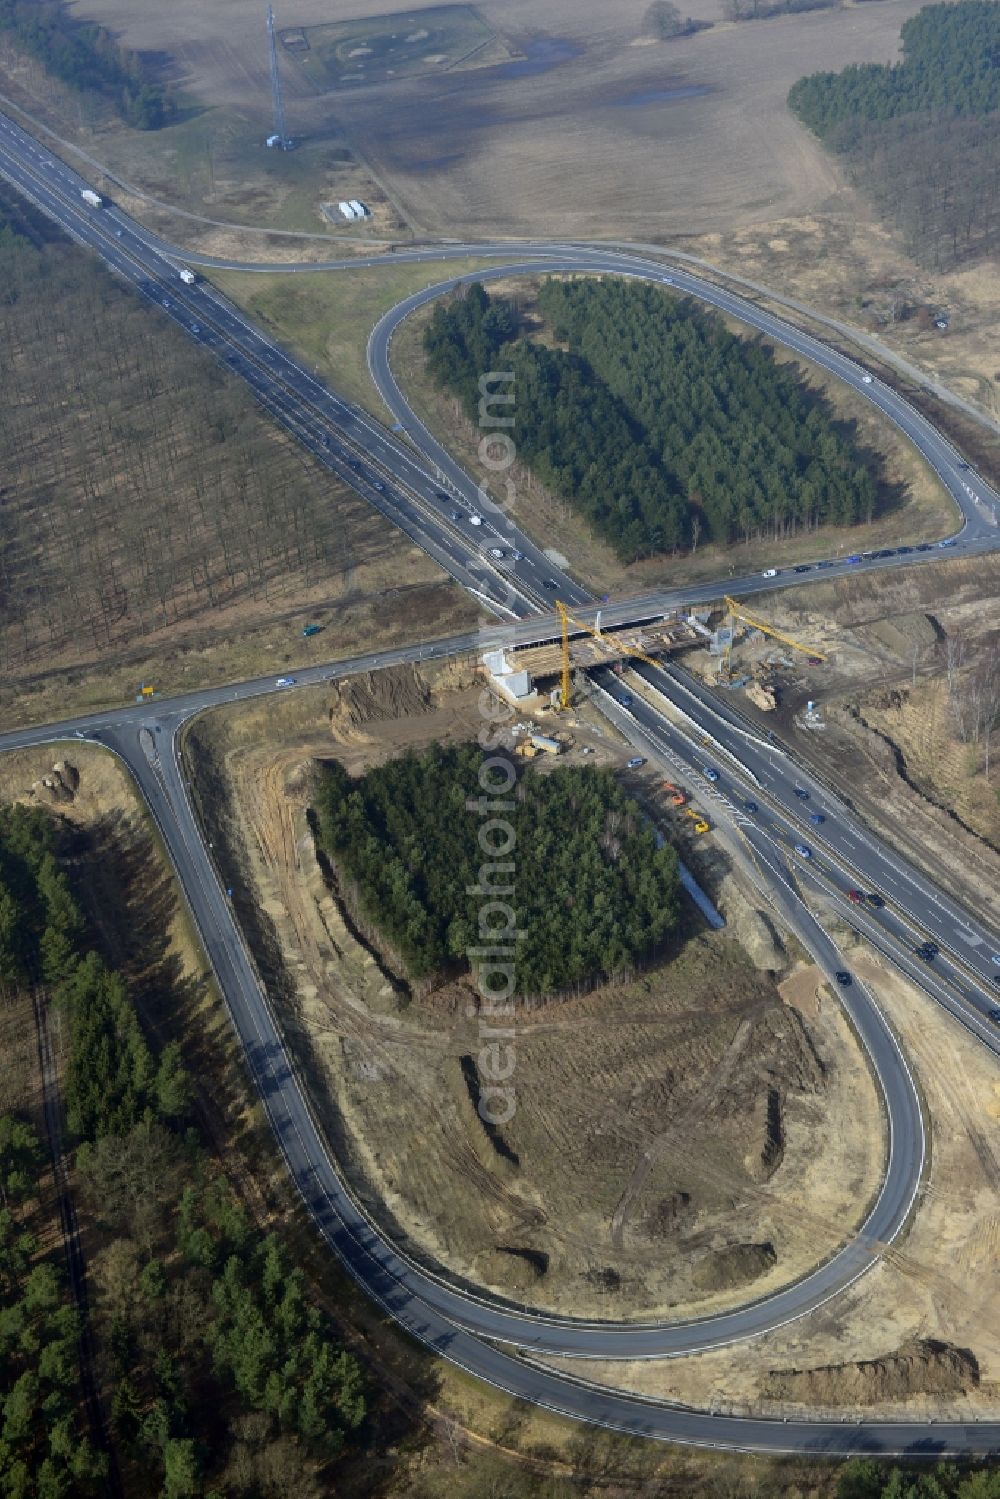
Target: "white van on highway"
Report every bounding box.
[762,568,779,578]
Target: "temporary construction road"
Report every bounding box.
[1,106,1000,1455]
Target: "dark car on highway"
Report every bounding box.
[866,892,885,908]
[835,971,853,986]
[794,787,809,801]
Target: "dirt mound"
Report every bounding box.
[475,1247,548,1293]
[328,664,432,738]
[641,1192,694,1240]
[744,1086,784,1184]
[443,1054,519,1183]
[716,873,785,971]
[855,611,940,658]
[31,760,79,804]
[763,1339,980,1407]
[693,1241,776,1292]
[52,760,79,791]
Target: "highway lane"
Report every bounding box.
[2,110,1000,1451]
[363,263,1000,1018]
[0,115,581,620]
[361,254,1000,1031]
[607,667,1000,1052]
[3,106,997,625]
[634,662,1000,1030]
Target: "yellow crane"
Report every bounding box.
[555,600,662,709]
[722,595,826,673]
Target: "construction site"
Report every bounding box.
[482,597,830,720]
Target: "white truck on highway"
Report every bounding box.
[178,269,196,285]
[80,189,103,208]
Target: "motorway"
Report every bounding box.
[2,106,1000,1453]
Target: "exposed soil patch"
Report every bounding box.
[539,947,1000,1416]
[693,1240,777,1293]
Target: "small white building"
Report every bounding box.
[348,198,369,219]
[338,200,358,221]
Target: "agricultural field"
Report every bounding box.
[285,5,515,91]
[182,661,885,1321]
[19,0,926,242]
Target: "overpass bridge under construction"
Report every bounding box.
[503,611,701,684]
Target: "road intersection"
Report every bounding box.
[2,106,999,1454]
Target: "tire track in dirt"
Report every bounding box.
[611,1013,760,1250]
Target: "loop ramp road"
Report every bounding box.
[1,106,999,1454]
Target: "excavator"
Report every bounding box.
[662,779,687,806]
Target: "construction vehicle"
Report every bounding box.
[721,596,825,675]
[662,780,687,806]
[684,807,710,834]
[555,599,662,710]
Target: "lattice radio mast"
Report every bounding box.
[265,6,292,149]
